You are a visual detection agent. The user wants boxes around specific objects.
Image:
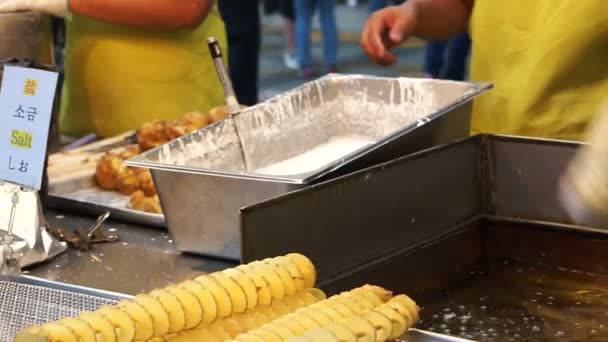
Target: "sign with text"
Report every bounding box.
[0,66,58,190]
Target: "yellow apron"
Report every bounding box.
[59,7,228,138]
[469,0,608,141]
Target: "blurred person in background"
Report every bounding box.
[264,0,299,70]
[369,0,406,14]
[219,0,261,105]
[423,32,471,81]
[0,0,228,138]
[294,0,339,78]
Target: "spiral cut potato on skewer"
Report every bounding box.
[14,254,318,342]
[167,288,325,342]
[15,252,420,342]
[229,287,420,342]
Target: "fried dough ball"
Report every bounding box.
[181,111,209,129]
[130,190,146,211]
[208,106,231,123]
[137,169,157,197]
[118,144,141,159]
[95,144,142,191]
[166,112,210,141]
[208,105,249,123]
[95,152,122,190]
[138,120,169,151]
[130,190,162,214]
[143,195,162,214]
[116,165,146,195]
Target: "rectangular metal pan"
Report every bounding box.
[127,74,490,260]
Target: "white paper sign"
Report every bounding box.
[0,66,58,190]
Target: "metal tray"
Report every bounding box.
[47,170,166,228]
[127,74,491,260]
[0,275,127,341]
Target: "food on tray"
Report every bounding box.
[138,120,169,151]
[232,292,419,342]
[166,112,211,140]
[15,253,420,342]
[130,190,162,214]
[93,107,245,215]
[209,105,230,123]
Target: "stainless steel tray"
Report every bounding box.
[0,275,127,341]
[127,74,491,260]
[47,170,166,228]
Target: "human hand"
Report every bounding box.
[0,0,69,17]
[361,4,417,66]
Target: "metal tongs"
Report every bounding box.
[48,212,119,251]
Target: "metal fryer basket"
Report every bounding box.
[0,278,120,341]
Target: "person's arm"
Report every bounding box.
[70,0,215,29]
[361,0,473,65]
[0,0,214,29]
[409,0,473,40]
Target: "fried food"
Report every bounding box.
[137,169,156,196]
[208,105,230,123]
[168,287,324,341]
[115,164,143,195]
[166,112,210,140]
[95,144,142,194]
[138,120,169,151]
[130,190,162,214]
[231,285,418,342]
[95,151,122,190]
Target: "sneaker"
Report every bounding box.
[283,51,299,70]
[298,67,314,78]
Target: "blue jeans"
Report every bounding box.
[369,0,406,13]
[294,0,338,68]
[423,33,471,81]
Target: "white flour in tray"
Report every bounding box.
[255,136,374,176]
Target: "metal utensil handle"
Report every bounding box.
[87,211,110,238]
[207,37,241,115]
[6,192,19,237]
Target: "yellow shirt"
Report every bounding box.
[59,7,228,138]
[469,0,608,141]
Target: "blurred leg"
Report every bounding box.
[318,0,338,68]
[443,32,472,81]
[218,0,261,105]
[294,0,314,70]
[280,0,299,69]
[423,40,447,78]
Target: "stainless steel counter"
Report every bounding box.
[28,209,236,295]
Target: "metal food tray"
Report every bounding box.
[127,74,491,260]
[0,275,127,341]
[47,171,166,228]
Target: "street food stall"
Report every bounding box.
[1,15,607,342]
